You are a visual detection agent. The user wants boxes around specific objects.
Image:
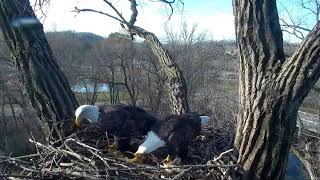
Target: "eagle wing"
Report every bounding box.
[98,105,129,134]
[157,113,201,142]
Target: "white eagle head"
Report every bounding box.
[74,105,100,128]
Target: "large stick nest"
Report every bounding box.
[0,125,241,180]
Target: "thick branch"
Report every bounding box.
[130,26,190,114]
[279,22,320,103]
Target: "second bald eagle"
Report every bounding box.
[129,113,209,164]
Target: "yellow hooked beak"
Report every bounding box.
[74,116,81,128]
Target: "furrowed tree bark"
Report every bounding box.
[131,26,190,114]
[0,0,78,136]
[233,0,320,179]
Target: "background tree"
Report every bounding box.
[136,43,168,115]
[234,0,320,179]
[74,0,190,114]
[0,0,78,136]
[82,33,143,106]
[165,22,214,109]
[84,37,121,105]
[108,34,142,107]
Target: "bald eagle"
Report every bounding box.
[74,104,159,151]
[128,113,209,164]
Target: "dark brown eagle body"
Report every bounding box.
[154,113,202,159]
[128,112,209,164]
[98,105,158,151]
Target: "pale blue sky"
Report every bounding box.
[40,0,234,40]
[39,0,317,42]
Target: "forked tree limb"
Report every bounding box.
[234,0,320,179]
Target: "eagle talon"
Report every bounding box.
[128,153,144,164]
[163,155,173,165]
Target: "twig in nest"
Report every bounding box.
[65,138,114,165]
[29,139,96,168]
[171,167,192,180]
[0,174,49,179]
[42,168,105,180]
[213,149,234,162]
[51,163,239,172]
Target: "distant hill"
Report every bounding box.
[45,31,104,48]
[75,31,105,42]
[46,31,104,40]
[45,31,105,65]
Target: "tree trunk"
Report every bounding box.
[131,26,190,114]
[234,0,320,179]
[0,0,78,136]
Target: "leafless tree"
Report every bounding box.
[134,43,168,114]
[88,43,121,104]
[164,22,215,110]
[82,34,143,106]
[74,0,189,114]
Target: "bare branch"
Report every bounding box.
[155,0,185,19]
[32,0,51,21]
[280,24,306,40]
[300,0,320,21]
[102,0,128,24]
[213,149,234,161]
[73,7,126,24]
[279,0,319,40]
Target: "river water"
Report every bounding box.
[285,153,307,180]
[72,83,109,93]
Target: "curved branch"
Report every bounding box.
[128,25,190,114]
